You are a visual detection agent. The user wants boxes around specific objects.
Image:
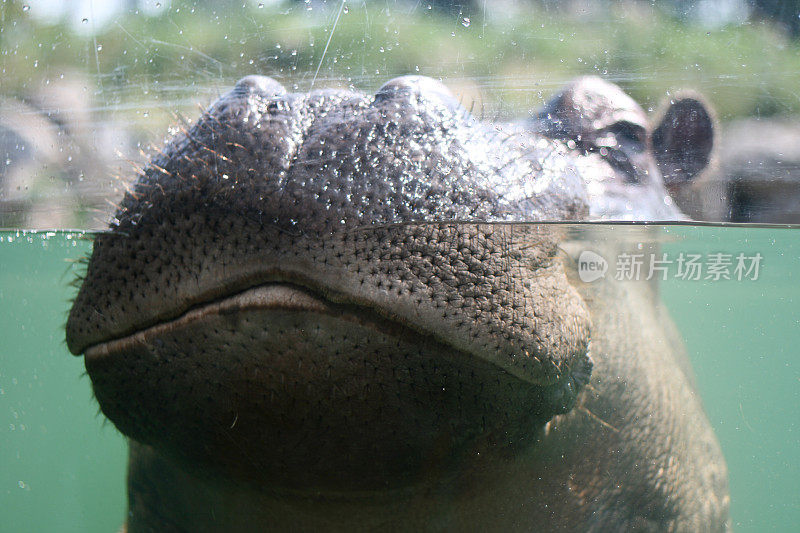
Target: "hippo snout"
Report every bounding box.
[66,75,593,490]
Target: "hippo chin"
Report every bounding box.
[66,75,728,531]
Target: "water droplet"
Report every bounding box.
[258,2,264,7]
[22,5,30,12]
[81,17,88,24]
[96,44,102,51]
[379,46,385,53]
[143,111,149,117]
[462,17,470,27]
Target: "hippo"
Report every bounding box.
[66,75,728,531]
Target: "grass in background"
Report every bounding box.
[2,1,799,120]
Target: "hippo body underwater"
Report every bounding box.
[66,75,729,531]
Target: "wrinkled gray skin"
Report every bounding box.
[66,75,728,532]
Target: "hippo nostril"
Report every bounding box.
[233,75,287,99]
[374,75,464,114]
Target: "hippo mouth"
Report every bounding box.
[70,223,593,491]
[84,280,479,365]
[79,274,588,491]
[70,223,592,389]
[85,282,355,360]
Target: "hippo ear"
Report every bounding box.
[652,96,714,188]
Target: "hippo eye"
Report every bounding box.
[606,120,647,151]
[591,120,647,183]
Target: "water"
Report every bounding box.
[1,224,798,531]
[0,231,127,533]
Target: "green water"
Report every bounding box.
[0,232,127,533]
[0,226,798,532]
[658,225,800,531]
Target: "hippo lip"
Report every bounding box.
[69,225,592,390]
[69,269,351,356]
[84,283,335,361]
[82,280,521,383]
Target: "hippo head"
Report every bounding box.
[532,76,714,219]
[65,75,713,493]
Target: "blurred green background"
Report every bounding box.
[3,0,800,118]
